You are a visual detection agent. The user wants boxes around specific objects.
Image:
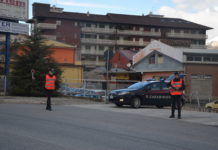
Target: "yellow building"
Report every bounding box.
[43,40,84,88]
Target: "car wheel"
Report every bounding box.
[156,105,164,109]
[115,103,123,107]
[206,106,212,112]
[131,97,141,108]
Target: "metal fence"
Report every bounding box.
[58,78,139,100]
[0,75,6,95]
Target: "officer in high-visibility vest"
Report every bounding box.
[45,69,56,111]
[169,72,185,119]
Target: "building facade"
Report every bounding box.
[32,3,212,70]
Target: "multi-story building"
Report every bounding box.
[32,3,212,70]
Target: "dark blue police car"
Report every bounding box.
[109,81,171,108]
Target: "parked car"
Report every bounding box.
[205,100,218,110]
[109,81,171,108]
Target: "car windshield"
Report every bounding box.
[128,82,149,89]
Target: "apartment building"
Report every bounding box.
[32,3,212,70]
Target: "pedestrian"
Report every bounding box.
[45,68,56,111]
[169,72,185,119]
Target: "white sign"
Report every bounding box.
[0,0,28,21]
[0,20,29,34]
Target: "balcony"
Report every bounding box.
[81,49,104,55]
[190,44,206,49]
[37,23,57,30]
[167,32,207,39]
[117,30,161,37]
[81,27,116,34]
[81,27,161,37]
[117,40,149,47]
[81,38,115,45]
[81,38,149,47]
[82,60,105,66]
[42,35,57,40]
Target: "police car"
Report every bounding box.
[109,81,171,108]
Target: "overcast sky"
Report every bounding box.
[29,0,218,42]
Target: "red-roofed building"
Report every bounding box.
[110,50,136,70]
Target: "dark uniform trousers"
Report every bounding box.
[46,90,53,110]
[171,95,182,117]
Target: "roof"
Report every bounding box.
[33,3,212,30]
[43,39,76,48]
[181,48,218,54]
[133,40,183,64]
[133,40,218,65]
[119,50,136,60]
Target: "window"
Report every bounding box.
[109,25,114,29]
[187,55,202,61]
[161,83,169,90]
[184,29,189,33]
[204,57,212,62]
[135,26,139,31]
[86,23,91,27]
[199,40,205,45]
[99,24,105,28]
[99,46,104,51]
[85,45,91,50]
[99,35,105,39]
[135,37,139,41]
[155,28,159,32]
[175,29,180,33]
[86,55,96,61]
[187,56,194,61]
[148,83,161,91]
[191,30,196,34]
[149,54,155,64]
[157,54,163,64]
[212,56,218,62]
[194,56,202,61]
[74,22,78,27]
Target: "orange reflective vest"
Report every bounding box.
[170,79,183,95]
[45,74,56,90]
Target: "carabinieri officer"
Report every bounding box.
[45,69,56,111]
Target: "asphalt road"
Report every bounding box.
[0,104,218,150]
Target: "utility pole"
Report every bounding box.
[106,49,109,103]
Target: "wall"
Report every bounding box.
[61,65,83,88]
[43,18,81,47]
[185,63,218,99]
[51,48,75,64]
[133,51,183,72]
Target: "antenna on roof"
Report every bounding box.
[87,11,90,16]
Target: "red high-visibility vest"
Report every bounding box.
[45,74,56,90]
[170,79,183,95]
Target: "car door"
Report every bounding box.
[160,82,171,106]
[145,82,162,105]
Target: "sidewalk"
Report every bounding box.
[0,96,102,105]
[74,104,218,127]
